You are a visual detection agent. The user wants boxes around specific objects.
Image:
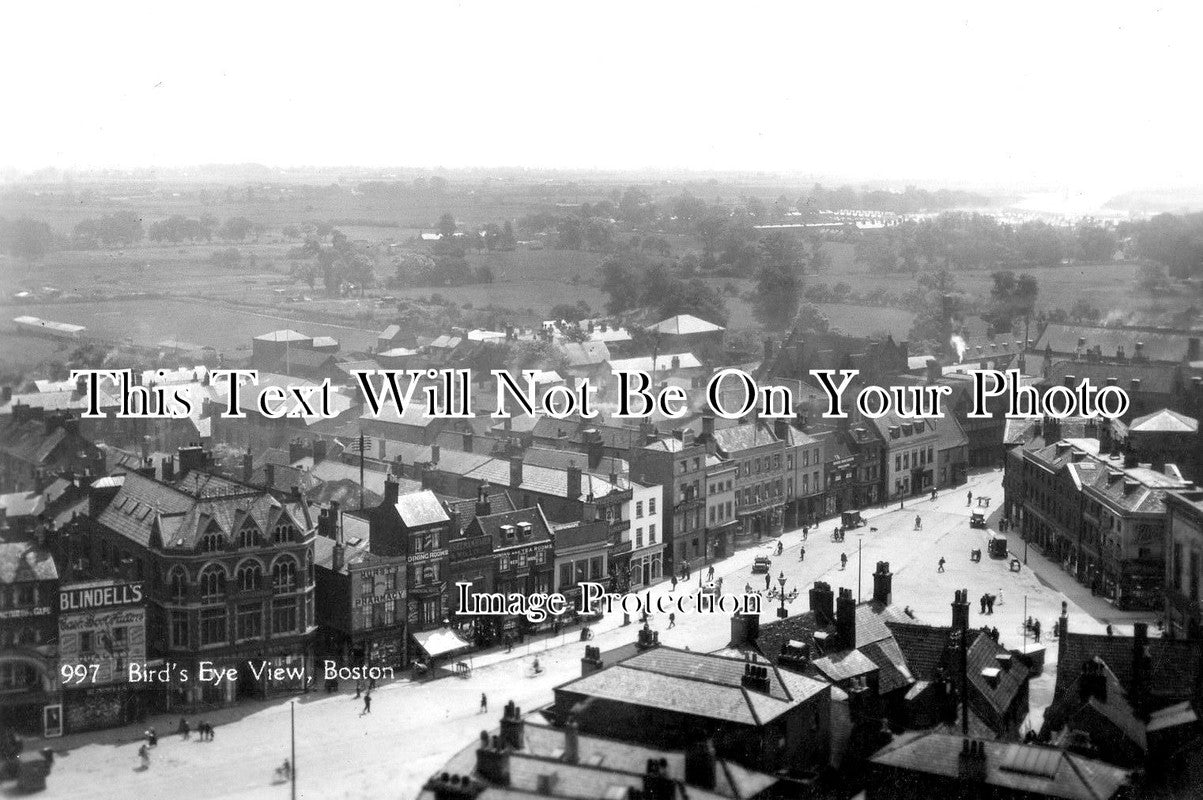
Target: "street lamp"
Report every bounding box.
[777,571,789,619]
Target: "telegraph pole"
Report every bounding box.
[290,700,297,800]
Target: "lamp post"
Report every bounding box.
[777,571,789,619]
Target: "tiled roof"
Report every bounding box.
[522,446,629,478]
[1054,632,1203,707]
[439,491,516,527]
[559,646,826,726]
[560,340,612,367]
[393,489,450,528]
[378,324,401,340]
[870,731,1131,800]
[313,531,379,574]
[0,540,58,583]
[933,415,969,453]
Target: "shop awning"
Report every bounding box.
[411,627,473,660]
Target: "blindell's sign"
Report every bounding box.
[60,583,144,611]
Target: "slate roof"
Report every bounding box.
[1,389,119,415]
[558,646,827,727]
[467,506,554,551]
[1054,632,1203,708]
[871,731,1131,800]
[1129,408,1198,433]
[1036,323,1196,363]
[439,491,516,528]
[560,341,612,367]
[96,470,309,551]
[0,540,58,583]
[608,353,703,374]
[648,314,725,335]
[522,446,629,479]
[393,489,450,529]
[254,329,311,343]
[712,423,779,454]
[1041,360,1180,395]
[422,715,771,800]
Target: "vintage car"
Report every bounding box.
[970,512,987,529]
[841,510,866,529]
[752,555,772,574]
[988,535,1008,559]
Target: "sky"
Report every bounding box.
[2,1,1199,193]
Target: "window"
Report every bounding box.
[895,456,901,471]
[560,563,574,588]
[803,451,810,466]
[726,501,732,518]
[649,524,656,542]
[590,557,603,579]
[271,599,298,635]
[201,534,222,553]
[199,567,225,603]
[648,498,656,515]
[636,501,644,518]
[237,562,262,591]
[170,612,188,648]
[693,458,700,471]
[679,460,688,474]
[236,604,262,640]
[168,568,187,602]
[710,506,716,523]
[635,528,643,548]
[274,525,292,544]
[575,561,588,584]
[272,559,297,592]
[200,608,226,646]
[80,631,94,653]
[927,447,934,463]
[239,527,257,549]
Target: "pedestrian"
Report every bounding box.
[504,633,513,653]
[668,613,676,628]
[967,490,973,506]
[914,515,922,530]
[480,693,488,714]
[980,595,987,614]
[369,676,377,691]
[355,681,363,699]
[937,557,946,573]
[138,744,149,769]
[178,717,190,740]
[840,553,848,570]
[671,575,678,591]
[900,497,905,510]
[799,545,806,562]
[931,488,937,501]
[1033,620,1041,643]
[207,723,215,741]
[988,595,996,614]
[802,525,809,541]
[991,626,999,641]
[707,566,714,581]
[363,692,372,714]
[764,573,771,590]
[146,728,157,747]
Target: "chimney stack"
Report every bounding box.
[957,740,988,783]
[872,561,893,605]
[951,588,970,631]
[475,484,492,518]
[684,740,717,791]
[809,581,834,624]
[580,645,604,677]
[499,701,524,750]
[729,611,760,646]
[384,475,399,505]
[566,464,582,500]
[836,587,856,650]
[509,455,524,489]
[475,733,510,786]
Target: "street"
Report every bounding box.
[32,467,1153,800]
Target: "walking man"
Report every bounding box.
[980,594,987,614]
[799,545,806,562]
[1033,620,1042,643]
[764,573,771,590]
[914,515,922,530]
[841,553,848,570]
[967,490,973,506]
[480,693,488,714]
[363,692,372,715]
[938,557,946,573]
[668,613,676,628]
[138,744,149,770]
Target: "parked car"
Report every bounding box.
[970,512,987,529]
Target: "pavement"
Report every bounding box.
[20,467,1158,800]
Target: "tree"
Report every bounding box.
[0,218,54,261]
[437,213,457,240]
[556,217,583,250]
[219,217,253,241]
[1136,263,1171,294]
[986,270,1039,335]
[752,231,804,328]
[599,252,642,314]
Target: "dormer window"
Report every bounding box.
[239,528,257,549]
[274,525,292,544]
[201,534,223,553]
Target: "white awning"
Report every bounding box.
[411,627,472,659]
